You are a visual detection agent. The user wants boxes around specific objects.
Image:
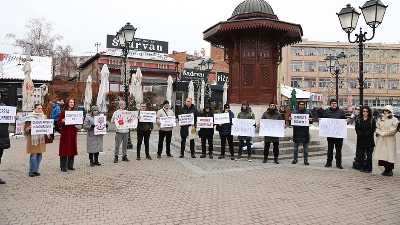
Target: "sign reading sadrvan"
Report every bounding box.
[106,35,168,54]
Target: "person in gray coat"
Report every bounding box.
[83,106,104,167]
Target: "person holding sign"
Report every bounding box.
[290,101,313,165]
[111,101,130,163]
[156,100,175,158]
[260,102,284,164]
[178,98,198,158]
[217,104,235,160]
[198,105,214,159]
[323,99,347,169]
[374,105,398,176]
[137,103,153,160]
[58,98,79,172]
[236,101,255,162]
[24,104,47,177]
[354,106,376,173]
[83,106,104,167]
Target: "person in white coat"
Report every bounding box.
[373,105,398,176]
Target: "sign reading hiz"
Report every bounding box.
[106,35,168,54]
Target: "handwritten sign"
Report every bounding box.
[65,111,83,125]
[160,116,176,128]
[31,119,54,135]
[259,119,285,137]
[231,118,255,137]
[15,112,29,135]
[291,114,309,127]
[114,111,138,129]
[197,117,213,128]
[214,113,230,124]
[0,106,16,123]
[94,114,107,135]
[139,111,156,123]
[319,118,347,138]
[178,113,194,126]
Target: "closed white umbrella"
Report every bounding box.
[166,75,173,107]
[135,67,143,104]
[22,61,34,111]
[129,72,137,98]
[200,80,205,110]
[222,81,228,106]
[188,81,194,104]
[84,75,92,112]
[97,64,110,113]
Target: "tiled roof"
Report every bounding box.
[0,53,52,81]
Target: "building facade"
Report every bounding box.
[280,41,400,108]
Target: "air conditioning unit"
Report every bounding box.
[143,86,153,92]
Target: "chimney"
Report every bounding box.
[0,53,3,74]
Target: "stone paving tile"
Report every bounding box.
[0,127,400,224]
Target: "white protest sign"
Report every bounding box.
[0,106,16,123]
[259,119,285,137]
[178,113,194,126]
[160,116,176,128]
[319,118,347,138]
[214,113,230,124]
[197,117,214,128]
[114,111,138,129]
[94,114,107,135]
[15,112,29,135]
[139,111,156,123]
[31,119,54,135]
[65,111,83,125]
[231,118,255,137]
[291,114,309,127]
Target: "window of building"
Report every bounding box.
[373,80,386,89]
[388,80,399,89]
[347,63,358,73]
[364,80,372,89]
[291,78,302,88]
[388,64,399,74]
[291,62,302,72]
[348,81,358,89]
[318,78,330,88]
[303,78,316,88]
[304,62,316,72]
[318,48,329,56]
[364,64,371,73]
[291,47,302,56]
[372,49,385,58]
[388,50,398,58]
[318,62,327,72]
[373,63,386,73]
[331,49,344,56]
[303,48,316,56]
[346,48,358,57]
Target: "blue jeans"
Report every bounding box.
[293,142,309,160]
[29,153,42,173]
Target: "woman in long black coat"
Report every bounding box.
[355,106,376,173]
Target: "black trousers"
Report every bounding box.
[60,156,75,170]
[157,130,172,156]
[181,135,195,155]
[89,153,99,163]
[0,148,3,161]
[355,146,373,171]
[200,135,213,155]
[264,142,279,159]
[137,130,151,157]
[327,138,343,165]
[220,134,234,156]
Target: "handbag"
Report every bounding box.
[45,135,53,144]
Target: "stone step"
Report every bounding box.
[207,140,320,148]
[193,145,325,155]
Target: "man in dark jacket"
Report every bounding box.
[291,101,313,165]
[323,99,347,169]
[0,92,14,184]
[261,102,284,164]
[199,105,214,158]
[317,105,325,119]
[136,103,154,160]
[217,104,235,160]
[179,98,198,158]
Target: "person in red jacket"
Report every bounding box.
[58,98,79,172]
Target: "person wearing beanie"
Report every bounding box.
[198,104,214,159]
[290,101,313,165]
[111,101,130,163]
[236,101,255,162]
[322,99,346,169]
[156,100,175,158]
[217,103,235,160]
[136,103,153,160]
[374,105,398,176]
[83,105,104,167]
[50,100,61,139]
[260,102,284,164]
[178,97,198,158]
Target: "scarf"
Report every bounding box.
[25,112,46,146]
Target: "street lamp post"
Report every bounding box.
[198,59,215,106]
[325,52,346,102]
[337,1,388,106]
[116,22,137,149]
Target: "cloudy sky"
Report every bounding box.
[0,0,399,56]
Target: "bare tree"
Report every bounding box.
[53,45,77,78]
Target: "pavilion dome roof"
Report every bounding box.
[230,0,276,20]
